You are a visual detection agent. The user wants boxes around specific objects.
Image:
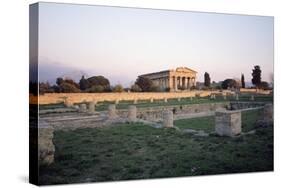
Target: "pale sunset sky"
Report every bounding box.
[37,2,274,87]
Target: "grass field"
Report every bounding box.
[175,109,263,133]
[39,109,273,185]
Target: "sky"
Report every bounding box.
[37,2,274,87]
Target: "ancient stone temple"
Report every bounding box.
[139,67,197,91]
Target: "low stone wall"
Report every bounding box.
[117,102,229,121]
[31,90,234,105]
[230,102,267,110]
[240,88,272,95]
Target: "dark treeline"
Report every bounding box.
[32,65,271,95]
[36,75,162,95]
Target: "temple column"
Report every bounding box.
[169,76,173,90]
[178,76,182,89]
[173,76,177,91]
[192,77,195,86]
[182,77,186,90]
[160,78,163,89]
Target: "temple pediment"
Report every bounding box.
[175,67,197,73]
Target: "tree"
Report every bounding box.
[135,76,154,92]
[259,81,269,90]
[86,85,104,93]
[64,79,80,89]
[241,74,245,88]
[55,77,80,93]
[130,84,142,92]
[251,65,261,88]
[113,84,124,92]
[87,76,110,92]
[79,75,90,91]
[59,82,80,93]
[204,72,211,87]
[221,79,238,89]
[56,77,64,86]
[87,76,110,87]
[39,82,52,95]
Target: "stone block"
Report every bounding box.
[163,110,173,128]
[263,103,273,121]
[73,105,79,110]
[88,102,95,113]
[79,103,87,112]
[108,104,117,119]
[38,125,55,165]
[64,99,73,108]
[235,94,239,101]
[250,95,255,101]
[133,99,138,104]
[128,105,137,122]
[215,110,241,137]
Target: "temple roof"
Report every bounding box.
[139,66,197,77]
[174,67,197,73]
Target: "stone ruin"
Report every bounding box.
[127,105,137,122]
[79,103,87,112]
[38,124,55,166]
[133,99,138,104]
[108,104,118,119]
[250,95,255,101]
[215,110,241,137]
[37,98,273,165]
[256,103,273,128]
[64,99,73,108]
[235,94,239,101]
[88,101,95,114]
[162,110,174,128]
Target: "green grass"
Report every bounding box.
[174,109,263,133]
[175,116,215,133]
[242,109,263,132]
[39,110,273,185]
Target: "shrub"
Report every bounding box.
[87,76,110,88]
[222,79,238,89]
[59,82,80,93]
[79,76,90,90]
[113,84,124,92]
[86,85,104,93]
